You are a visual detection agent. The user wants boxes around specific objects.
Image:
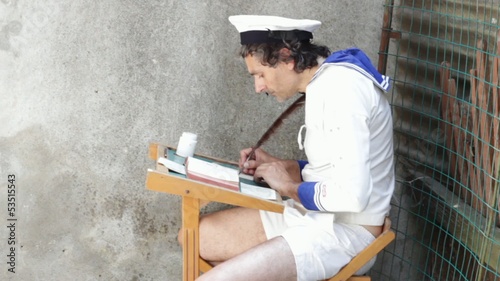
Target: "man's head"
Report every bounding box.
[229,15,330,101]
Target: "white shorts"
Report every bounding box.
[260,199,376,281]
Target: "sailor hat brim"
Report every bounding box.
[229,15,321,45]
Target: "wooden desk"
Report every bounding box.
[145,143,395,281]
[145,143,284,281]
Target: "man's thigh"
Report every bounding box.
[198,207,267,262]
[197,236,297,281]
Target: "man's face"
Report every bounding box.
[244,54,297,102]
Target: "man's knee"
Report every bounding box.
[176,218,213,261]
[177,227,184,246]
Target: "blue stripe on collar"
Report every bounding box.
[314,48,391,92]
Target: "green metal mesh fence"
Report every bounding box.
[373,0,500,280]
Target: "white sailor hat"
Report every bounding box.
[228,15,321,45]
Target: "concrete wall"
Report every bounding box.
[0,1,385,280]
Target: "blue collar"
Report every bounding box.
[313,48,391,92]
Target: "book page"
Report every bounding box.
[239,181,278,200]
[239,174,278,200]
[187,157,239,182]
[186,157,279,200]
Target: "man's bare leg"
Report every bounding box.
[197,236,297,281]
[178,206,268,262]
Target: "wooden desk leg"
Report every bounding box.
[182,196,200,281]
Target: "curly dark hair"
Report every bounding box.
[239,38,331,73]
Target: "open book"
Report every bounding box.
[185,157,240,191]
[185,157,278,200]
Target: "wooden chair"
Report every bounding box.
[146,143,396,281]
[323,217,395,281]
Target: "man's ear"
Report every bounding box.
[279,48,295,70]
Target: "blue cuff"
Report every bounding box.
[297,160,308,181]
[298,182,320,211]
[297,160,308,171]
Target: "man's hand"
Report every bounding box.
[239,148,279,175]
[239,147,303,201]
[253,161,301,201]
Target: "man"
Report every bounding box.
[182,15,395,281]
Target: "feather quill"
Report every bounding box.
[246,94,306,162]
